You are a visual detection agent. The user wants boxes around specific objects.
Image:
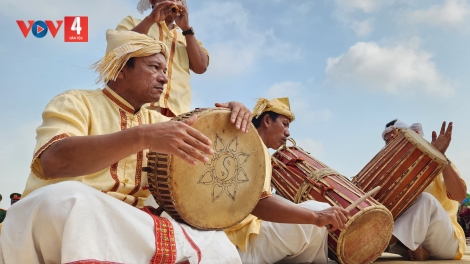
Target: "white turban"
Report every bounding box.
[382,119,424,140]
[92,29,169,84]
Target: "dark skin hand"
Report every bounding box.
[251,195,350,232]
[431,121,466,201]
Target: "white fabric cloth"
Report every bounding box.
[0,181,241,264]
[382,119,424,140]
[388,192,459,259]
[238,198,329,264]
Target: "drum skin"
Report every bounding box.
[352,128,447,219]
[147,108,268,230]
[271,140,394,264]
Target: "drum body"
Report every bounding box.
[147,108,267,230]
[353,128,447,219]
[271,139,393,264]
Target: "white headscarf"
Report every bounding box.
[382,119,424,140]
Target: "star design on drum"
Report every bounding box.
[198,134,250,202]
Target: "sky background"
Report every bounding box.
[1,0,469,209]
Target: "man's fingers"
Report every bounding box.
[447,122,453,136]
[440,121,446,135]
[182,114,198,126]
[178,143,210,164]
[432,131,437,142]
[185,129,213,155]
[214,102,229,108]
[175,148,198,166]
[240,110,252,133]
[230,105,241,126]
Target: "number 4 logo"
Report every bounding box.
[64,16,88,42]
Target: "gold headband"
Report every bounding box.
[253,97,295,122]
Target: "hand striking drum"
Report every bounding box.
[271,138,394,264]
[146,108,268,230]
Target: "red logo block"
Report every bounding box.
[64,16,88,42]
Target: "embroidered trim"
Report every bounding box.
[33,133,69,161]
[109,163,120,192]
[143,206,177,264]
[160,108,176,118]
[260,191,271,200]
[119,109,127,131]
[129,114,143,196]
[131,197,139,207]
[157,22,164,42]
[103,89,134,114]
[163,30,178,108]
[179,225,202,263]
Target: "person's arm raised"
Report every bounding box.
[40,115,213,179]
[174,5,209,74]
[131,1,175,34]
[431,121,467,201]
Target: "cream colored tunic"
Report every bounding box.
[116,16,210,116]
[423,163,467,259]
[24,87,170,208]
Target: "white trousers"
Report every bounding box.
[0,181,240,264]
[389,192,459,259]
[239,199,330,264]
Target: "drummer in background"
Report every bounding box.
[382,119,467,261]
[225,97,350,263]
[116,0,209,117]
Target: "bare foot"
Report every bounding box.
[408,245,430,261]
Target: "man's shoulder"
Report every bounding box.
[117,16,143,29]
[51,88,104,101]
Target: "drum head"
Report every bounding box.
[337,206,394,264]
[169,108,267,229]
[402,128,446,162]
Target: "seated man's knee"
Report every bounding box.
[416,192,439,207]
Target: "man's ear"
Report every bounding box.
[262,114,271,128]
[116,66,127,80]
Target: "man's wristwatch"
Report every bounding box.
[182,27,194,36]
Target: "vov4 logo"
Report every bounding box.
[16,16,88,42]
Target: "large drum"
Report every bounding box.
[271,139,394,264]
[352,128,447,219]
[146,108,268,230]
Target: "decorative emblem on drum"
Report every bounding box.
[198,134,250,202]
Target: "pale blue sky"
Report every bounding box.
[1,0,469,209]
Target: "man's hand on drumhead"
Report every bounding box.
[215,102,252,133]
[145,115,214,165]
[313,206,349,232]
[431,121,452,154]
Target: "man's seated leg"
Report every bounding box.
[390,192,458,260]
[0,181,198,263]
[239,199,329,264]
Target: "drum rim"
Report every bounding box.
[401,128,446,162]
[335,205,394,264]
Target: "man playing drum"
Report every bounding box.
[116,0,209,117]
[383,119,467,261]
[0,29,249,264]
[225,97,350,263]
